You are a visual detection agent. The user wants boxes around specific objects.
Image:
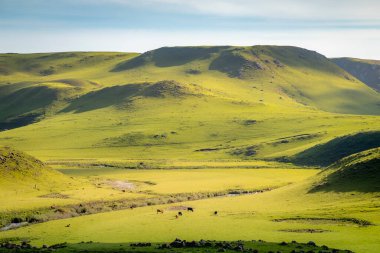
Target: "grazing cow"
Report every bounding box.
[214,211,218,215]
[175,215,179,219]
[178,212,183,216]
[157,209,164,214]
[65,224,71,227]
[187,207,194,212]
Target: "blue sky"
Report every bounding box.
[1,0,380,58]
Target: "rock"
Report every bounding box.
[273,59,284,67]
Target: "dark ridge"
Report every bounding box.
[332,58,380,92]
[111,46,229,71]
[111,53,149,71]
[259,46,344,74]
[0,113,40,131]
[290,131,380,167]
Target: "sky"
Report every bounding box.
[1,0,380,58]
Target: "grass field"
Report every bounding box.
[1,46,380,252]
[1,171,379,252]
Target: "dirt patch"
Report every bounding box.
[166,205,189,211]
[106,180,135,190]
[279,228,330,233]
[39,193,70,199]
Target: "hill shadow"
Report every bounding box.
[111,46,230,71]
[61,81,191,113]
[290,131,380,167]
[61,84,145,113]
[0,86,59,131]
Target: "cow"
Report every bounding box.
[157,209,164,214]
[187,207,194,212]
[178,212,183,216]
[214,211,218,215]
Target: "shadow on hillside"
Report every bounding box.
[290,131,380,167]
[0,86,58,131]
[0,114,40,131]
[61,84,144,113]
[61,81,189,113]
[111,46,229,71]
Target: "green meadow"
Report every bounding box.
[0,46,379,252]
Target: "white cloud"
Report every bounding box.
[1,28,379,59]
[104,0,380,20]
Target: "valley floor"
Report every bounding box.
[1,164,379,253]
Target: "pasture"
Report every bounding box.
[1,47,380,252]
[1,170,379,253]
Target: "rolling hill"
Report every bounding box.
[310,147,380,192]
[0,46,379,162]
[0,146,70,189]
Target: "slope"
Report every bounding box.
[290,131,380,166]
[0,146,69,188]
[0,46,380,161]
[310,147,380,192]
[113,46,380,115]
[332,57,380,92]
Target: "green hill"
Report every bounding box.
[0,46,379,161]
[112,46,380,115]
[310,148,380,192]
[0,146,68,185]
[290,131,380,166]
[332,57,380,92]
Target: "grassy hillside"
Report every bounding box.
[332,57,380,92]
[1,46,379,162]
[0,146,67,184]
[0,147,151,213]
[290,131,380,166]
[310,147,380,192]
